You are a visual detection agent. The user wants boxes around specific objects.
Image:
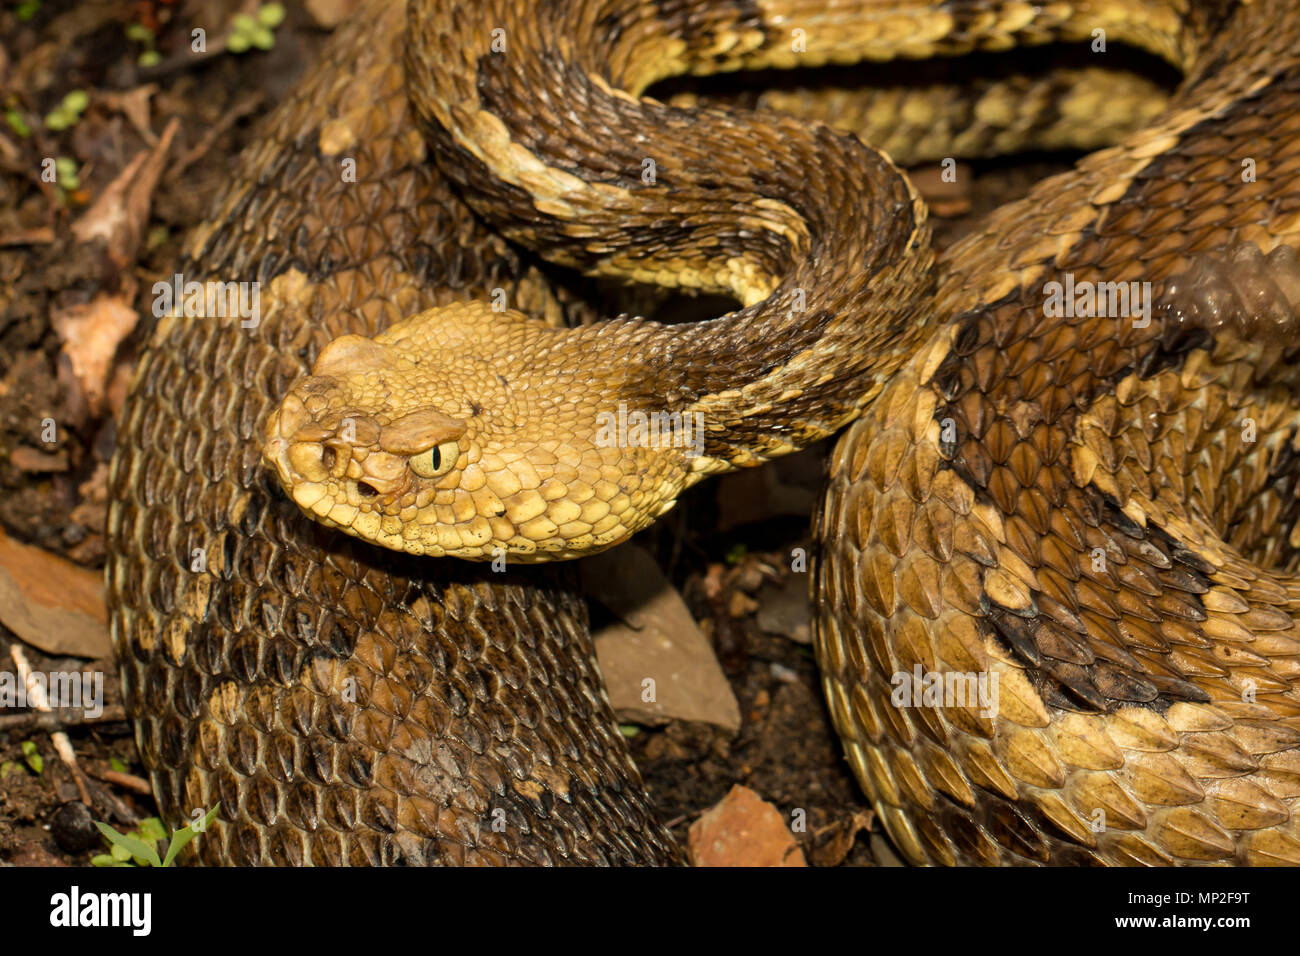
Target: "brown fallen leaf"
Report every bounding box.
[581,543,741,731]
[689,785,807,867]
[71,116,178,267]
[97,85,159,145]
[808,809,876,867]
[51,290,139,418]
[0,526,109,659]
[908,162,973,217]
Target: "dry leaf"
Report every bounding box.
[583,543,740,731]
[689,785,807,867]
[0,527,109,659]
[71,116,178,267]
[50,291,139,417]
[97,85,159,145]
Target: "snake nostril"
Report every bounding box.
[356,480,379,498]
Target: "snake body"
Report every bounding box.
[111,0,1300,864]
[107,0,681,865]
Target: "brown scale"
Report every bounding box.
[107,1,682,865]
[112,0,1170,863]
[111,0,1300,866]
[818,0,1300,864]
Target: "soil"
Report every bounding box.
[0,0,1087,867]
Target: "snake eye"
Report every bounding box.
[410,439,459,479]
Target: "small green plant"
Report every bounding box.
[16,0,41,21]
[93,804,221,867]
[44,90,89,131]
[227,3,285,53]
[20,740,43,774]
[146,224,170,250]
[5,107,32,137]
[725,542,749,565]
[54,156,79,189]
[125,22,161,67]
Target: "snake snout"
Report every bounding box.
[263,391,394,495]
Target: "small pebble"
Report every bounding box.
[51,801,99,852]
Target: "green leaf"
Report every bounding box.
[0,760,20,777]
[91,853,129,867]
[125,23,154,43]
[232,13,257,33]
[21,740,43,774]
[44,109,69,132]
[161,804,221,867]
[95,822,162,868]
[62,90,88,114]
[16,0,41,22]
[619,724,641,737]
[54,157,78,189]
[249,25,275,50]
[5,109,32,138]
[257,3,285,28]
[227,32,250,54]
[138,817,168,843]
[138,50,162,68]
[109,756,127,773]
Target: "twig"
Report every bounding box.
[0,704,127,732]
[9,646,93,805]
[88,767,154,796]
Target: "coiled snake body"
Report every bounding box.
[110,0,1300,864]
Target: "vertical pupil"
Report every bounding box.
[431,447,441,471]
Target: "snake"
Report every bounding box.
[108,0,1300,866]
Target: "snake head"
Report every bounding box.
[262,303,690,561]
[262,333,469,539]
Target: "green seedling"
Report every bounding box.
[5,108,32,138]
[228,3,284,53]
[16,0,41,21]
[126,22,161,67]
[93,804,221,867]
[45,90,89,132]
[21,740,43,774]
[54,156,79,189]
